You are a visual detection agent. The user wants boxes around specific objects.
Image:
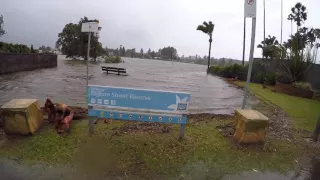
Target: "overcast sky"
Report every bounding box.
[1,0,319,60]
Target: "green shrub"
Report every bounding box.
[0,42,31,53]
[115,56,121,62]
[209,64,248,80]
[264,73,276,85]
[104,56,121,63]
[209,66,221,74]
[236,65,248,81]
[276,73,293,84]
[293,81,312,90]
[230,64,242,74]
[219,66,233,78]
[252,71,265,84]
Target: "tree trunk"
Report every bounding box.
[312,114,320,142]
[207,35,212,73]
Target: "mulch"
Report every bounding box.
[112,122,172,135]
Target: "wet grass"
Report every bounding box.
[234,81,320,131]
[0,115,303,179]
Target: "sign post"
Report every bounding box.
[242,0,257,109]
[81,22,99,134]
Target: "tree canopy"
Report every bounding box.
[56,17,103,60]
[0,15,5,38]
[257,35,281,59]
[197,21,214,42]
[197,21,214,36]
[0,42,30,53]
[287,2,307,28]
[161,46,177,60]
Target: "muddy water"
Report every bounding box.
[0,56,257,114]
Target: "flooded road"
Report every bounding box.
[0,56,256,114]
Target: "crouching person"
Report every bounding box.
[43,98,56,124]
[55,103,73,134]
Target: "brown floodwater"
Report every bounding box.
[0,55,258,114]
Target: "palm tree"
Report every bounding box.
[197,21,215,71]
[288,2,307,32]
[257,35,279,59]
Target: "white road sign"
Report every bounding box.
[244,0,257,18]
[81,22,99,33]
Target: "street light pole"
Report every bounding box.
[242,17,246,66]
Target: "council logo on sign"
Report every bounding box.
[248,0,254,5]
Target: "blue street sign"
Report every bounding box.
[87,85,191,124]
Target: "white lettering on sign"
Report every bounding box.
[129,94,151,100]
[91,90,151,101]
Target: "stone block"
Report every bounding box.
[1,99,43,135]
[233,109,269,144]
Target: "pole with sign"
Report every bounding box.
[81,22,99,134]
[242,0,257,109]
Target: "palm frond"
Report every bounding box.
[203,21,209,27]
[208,21,215,33]
[197,25,208,33]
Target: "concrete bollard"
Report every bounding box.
[1,99,44,135]
[233,109,269,144]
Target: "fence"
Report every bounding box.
[0,53,57,74]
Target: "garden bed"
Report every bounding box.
[275,82,314,99]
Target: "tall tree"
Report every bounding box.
[122,47,126,56]
[288,2,307,32]
[0,15,6,38]
[140,48,144,57]
[56,16,103,61]
[158,49,162,57]
[30,45,36,53]
[151,51,156,59]
[147,48,151,55]
[197,21,215,71]
[161,46,177,60]
[131,48,136,58]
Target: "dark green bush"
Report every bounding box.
[104,56,121,63]
[209,66,221,74]
[230,64,242,74]
[219,66,233,78]
[264,73,276,85]
[252,71,265,84]
[0,42,31,53]
[209,64,248,80]
[276,73,293,84]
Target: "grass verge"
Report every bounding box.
[234,81,320,131]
